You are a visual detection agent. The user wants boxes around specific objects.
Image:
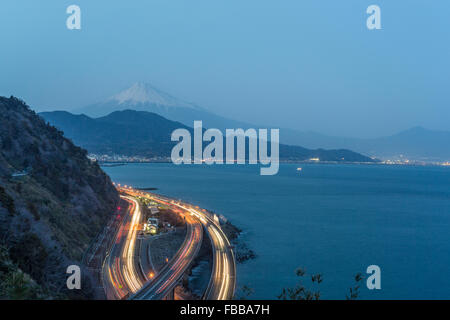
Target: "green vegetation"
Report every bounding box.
[40,110,377,162]
[278,267,323,300]
[0,186,15,215]
[137,196,185,229]
[277,267,364,300]
[346,273,364,300]
[9,233,48,283]
[0,245,45,299]
[0,96,120,299]
[237,268,364,300]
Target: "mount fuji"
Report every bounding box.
[109,82,199,107]
[70,82,450,161]
[73,82,252,130]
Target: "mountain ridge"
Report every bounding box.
[40,109,376,163]
[283,126,450,161]
[108,81,201,108]
[70,83,449,161]
[74,82,203,117]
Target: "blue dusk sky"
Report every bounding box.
[0,0,449,138]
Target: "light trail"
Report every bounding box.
[127,190,203,300]
[167,199,236,300]
[120,196,143,293]
[107,187,235,300]
[102,195,145,299]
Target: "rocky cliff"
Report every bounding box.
[0,96,119,299]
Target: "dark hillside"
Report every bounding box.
[0,96,119,299]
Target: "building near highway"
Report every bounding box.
[144,223,158,235]
[144,217,159,235]
[148,205,159,215]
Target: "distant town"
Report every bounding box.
[88,153,450,167]
[88,153,171,163]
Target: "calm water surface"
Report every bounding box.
[103,163,450,299]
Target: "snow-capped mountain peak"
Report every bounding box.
[109,82,198,109]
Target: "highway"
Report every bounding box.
[102,195,146,299]
[131,190,236,300]
[105,186,236,300]
[130,207,203,300]
[171,202,236,300]
[118,191,202,300]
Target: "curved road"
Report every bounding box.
[102,195,146,299]
[104,187,236,300]
[172,203,236,300]
[130,205,203,300]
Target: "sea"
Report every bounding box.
[103,163,450,299]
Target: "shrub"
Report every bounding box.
[9,233,48,283]
[27,202,40,221]
[0,186,15,215]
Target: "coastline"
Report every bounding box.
[99,159,450,168]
